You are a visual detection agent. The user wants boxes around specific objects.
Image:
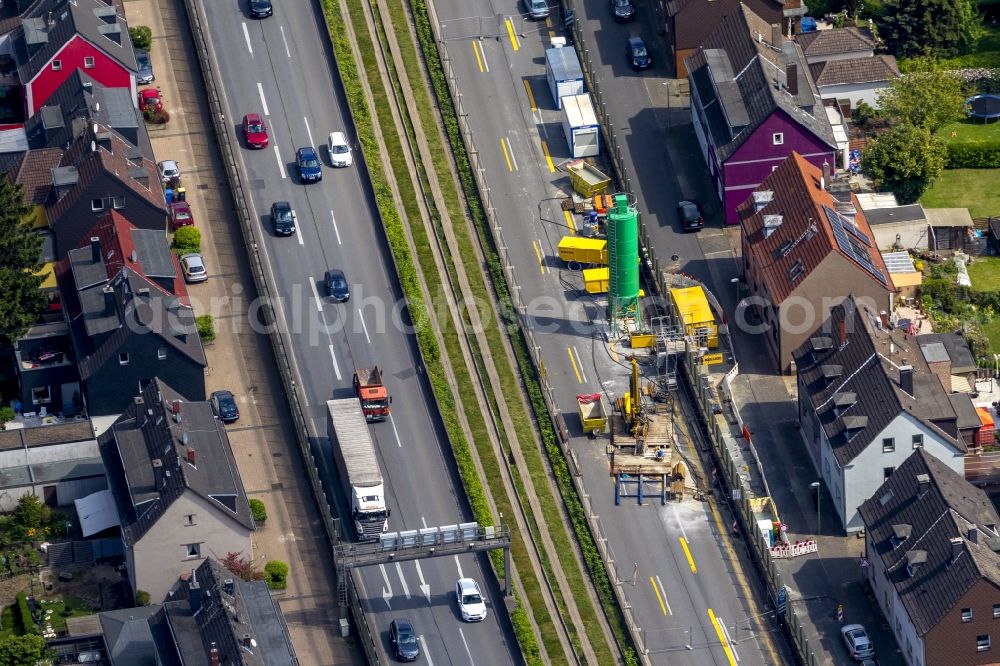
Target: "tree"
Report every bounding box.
[0,178,46,346]
[129,26,152,52]
[876,71,968,132]
[12,494,43,532]
[171,226,200,254]
[264,560,289,590]
[0,634,49,665]
[221,551,264,581]
[878,0,981,59]
[861,124,947,204]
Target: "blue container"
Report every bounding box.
[801,16,817,32]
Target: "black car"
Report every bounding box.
[249,0,273,18]
[296,146,322,183]
[270,201,296,236]
[677,199,704,231]
[626,36,651,70]
[210,390,240,423]
[325,269,350,302]
[389,618,420,662]
[136,52,154,84]
[610,0,635,22]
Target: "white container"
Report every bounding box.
[545,45,584,110]
[561,93,600,158]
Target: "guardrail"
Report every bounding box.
[181,1,380,663]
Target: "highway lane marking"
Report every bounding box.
[330,210,342,244]
[257,82,269,115]
[500,137,515,172]
[295,224,304,246]
[279,25,292,58]
[458,627,476,665]
[708,608,738,666]
[394,562,411,598]
[540,140,555,173]
[567,346,586,384]
[454,555,464,579]
[309,277,323,311]
[304,116,315,149]
[388,413,402,447]
[505,17,520,51]
[719,617,740,662]
[523,79,537,112]
[414,560,431,602]
[532,239,545,274]
[564,209,575,233]
[610,342,619,363]
[679,537,698,574]
[328,343,343,380]
[241,23,253,57]
[379,564,393,608]
[421,516,428,528]
[359,311,371,343]
[472,40,488,73]
[272,146,286,178]
[420,637,435,666]
[671,503,690,542]
[545,16,554,39]
[654,575,672,615]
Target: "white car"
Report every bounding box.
[455,578,487,622]
[840,623,875,661]
[327,131,353,167]
[157,159,180,183]
[180,253,207,283]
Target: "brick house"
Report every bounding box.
[794,27,899,109]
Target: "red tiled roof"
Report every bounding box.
[13,147,63,204]
[794,26,875,57]
[809,55,900,87]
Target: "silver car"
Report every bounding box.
[180,253,208,283]
[523,0,549,19]
[840,624,875,661]
[136,52,154,84]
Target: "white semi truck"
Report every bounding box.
[326,398,390,541]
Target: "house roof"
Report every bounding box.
[684,3,836,163]
[10,147,63,205]
[863,204,926,226]
[163,558,297,666]
[99,604,181,666]
[793,297,966,466]
[858,449,1000,636]
[809,55,900,87]
[917,333,978,375]
[666,0,784,51]
[794,26,875,57]
[738,152,894,304]
[925,208,974,228]
[98,378,254,548]
[16,0,137,85]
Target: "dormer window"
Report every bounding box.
[890,523,911,549]
[906,549,927,577]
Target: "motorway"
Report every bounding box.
[430,0,785,663]
[197,0,520,662]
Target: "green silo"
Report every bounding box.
[607,194,641,333]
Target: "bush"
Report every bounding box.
[171,226,200,254]
[196,315,215,342]
[945,140,1000,168]
[15,593,36,635]
[135,590,150,606]
[264,560,288,590]
[0,406,14,427]
[248,499,267,525]
[129,26,152,51]
[13,495,43,533]
[853,100,878,128]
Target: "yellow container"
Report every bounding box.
[583,266,646,296]
[670,286,718,348]
[558,236,608,265]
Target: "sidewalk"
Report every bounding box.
[123,0,359,662]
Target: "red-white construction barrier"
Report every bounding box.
[770,540,819,559]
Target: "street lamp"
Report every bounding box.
[810,481,821,535]
[730,277,740,305]
[993,353,999,379]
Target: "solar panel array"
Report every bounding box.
[824,206,888,286]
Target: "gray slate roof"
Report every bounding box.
[862,203,926,226]
[917,332,977,375]
[684,3,836,163]
[793,296,966,466]
[98,378,254,547]
[99,604,180,666]
[858,449,1000,636]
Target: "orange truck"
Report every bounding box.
[353,366,391,422]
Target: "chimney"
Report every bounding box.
[786,62,798,96]
[950,537,964,563]
[103,286,115,316]
[210,644,220,666]
[171,400,181,414]
[771,23,782,46]
[152,458,163,488]
[90,236,101,263]
[838,319,848,346]
[242,634,252,648]
[969,527,979,544]
[187,448,195,466]
[916,473,930,496]
[879,311,890,329]
[189,579,202,614]
[899,365,914,396]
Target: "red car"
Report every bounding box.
[242,113,269,149]
[138,88,163,112]
[169,201,194,230]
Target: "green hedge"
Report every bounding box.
[264,560,288,590]
[15,593,37,635]
[946,140,1000,168]
[249,498,267,524]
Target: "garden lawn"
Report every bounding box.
[921,169,1000,218]
[938,119,1000,144]
[981,318,1000,356]
[969,257,1000,292]
[38,596,95,633]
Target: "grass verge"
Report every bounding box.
[969,256,1000,292]
[921,169,1000,218]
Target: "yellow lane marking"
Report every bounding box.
[472,41,485,73]
[610,342,619,363]
[679,537,697,574]
[505,18,520,51]
[540,140,555,173]
[650,576,668,616]
[532,240,545,273]
[564,209,575,234]
[523,79,537,112]
[501,138,514,172]
[546,16,554,39]
[707,608,738,666]
[568,346,584,383]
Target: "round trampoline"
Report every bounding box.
[967,93,1000,122]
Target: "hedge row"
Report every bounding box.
[946,140,1000,168]
[15,593,37,635]
[406,0,638,662]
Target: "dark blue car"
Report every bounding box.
[296,146,322,183]
[211,390,240,423]
[626,36,651,71]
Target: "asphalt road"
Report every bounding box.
[428,0,783,662]
[196,1,520,662]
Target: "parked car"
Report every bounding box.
[677,199,704,231]
[138,88,163,112]
[324,269,350,302]
[242,113,269,149]
[158,160,181,183]
[455,578,487,622]
[296,146,322,182]
[249,0,273,18]
[327,131,353,167]
[270,201,296,236]
[210,390,240,423]
[522,0,549,19]
[840,624,875,661]
[626,36,651,71]
[610,0,635,22]
[169,201,194,230]
[136,52,154,84]
[389,618,420,662]
[180,253,208,283]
